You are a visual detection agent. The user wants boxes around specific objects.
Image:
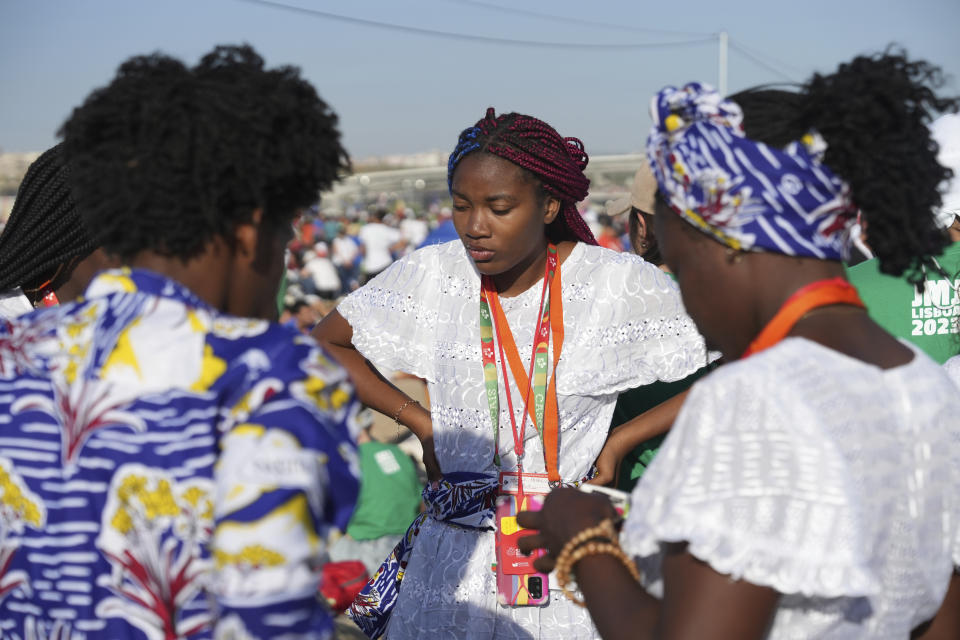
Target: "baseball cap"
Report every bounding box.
[605,163,658,216]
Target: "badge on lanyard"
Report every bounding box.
[480,244,564,607]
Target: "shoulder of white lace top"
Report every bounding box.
[336,241,469,381]
[621,342,888,599]
[946,355,960,567]
[555,244,707,396]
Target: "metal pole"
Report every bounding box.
[718,31,728,96]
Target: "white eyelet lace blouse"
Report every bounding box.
[338,240,708,639]
[622,338,960,639]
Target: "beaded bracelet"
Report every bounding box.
[553,519,641,607]
[553,518,618,602]
[555,518,618,569]
[555,540,641,607]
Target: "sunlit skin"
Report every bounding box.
[451,152,571,297]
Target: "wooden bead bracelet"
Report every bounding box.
[553,518,641,607]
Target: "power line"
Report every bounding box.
[730,40,797,82]
[235,0,716,50]
[728,39,800,83]
[729,38,806,78]
[439,0,711,38]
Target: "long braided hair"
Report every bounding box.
[447,108,597,245]
[0,144,95,300]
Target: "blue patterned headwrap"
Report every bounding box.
[646,82,856,260]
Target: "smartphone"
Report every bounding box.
[495,493,549,607]
[578,483,631,517]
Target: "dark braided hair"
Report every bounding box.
[447,108,597,245]
[60,44,350,261]
[731,49,959,287]
[0,144,95,297]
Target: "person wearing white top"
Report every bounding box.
[301,243,341,299]
[358,210,402,281]
[520,54,960,640]
[399,210,429,249]
[315,108,708,639]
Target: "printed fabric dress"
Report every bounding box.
[338,240,707,639]
[622,338,960,638]
[0,268,360,640]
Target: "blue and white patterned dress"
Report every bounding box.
[0,268,360,640]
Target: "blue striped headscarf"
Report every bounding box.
[646,82,856,260]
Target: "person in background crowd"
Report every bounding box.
[846,111,960,364]
[316,106,707,639]
[0,44,360,639]
[329,422,423,574]
[399,207,430,250]
[606,165,664,265]
[323,213,342,243]
[603,164,716,490]
[358,208,403,284]
[522,52,960,640]
[417,205,459,248]
[928,113,960,386]
[333,224,362,294]
[594,213,625,252]
[301,241,342,299]
[0,144,111,318]
[284,299,319,334]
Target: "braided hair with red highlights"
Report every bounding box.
[447,108,597,245]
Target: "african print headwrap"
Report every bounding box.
[646,82,857,260]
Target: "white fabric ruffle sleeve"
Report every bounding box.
[556,247,707,397]
[950,355,960,568]
[944,355,960,389]
[336,245,444,382]
[621,361,882,599]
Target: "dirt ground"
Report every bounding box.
[335,615,368,639]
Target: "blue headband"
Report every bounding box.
[646,82,856,260]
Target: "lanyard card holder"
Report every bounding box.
[495,472,550,607]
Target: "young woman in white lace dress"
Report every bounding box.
[314,108,708,639]
[520,53,960,639]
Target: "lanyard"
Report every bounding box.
[741,277,865,358]
[479,244,564,485]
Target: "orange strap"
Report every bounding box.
[487,268,564,483]
[742,277,865,358]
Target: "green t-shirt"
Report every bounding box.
[846,241,960,364]
[610,363,715,492]
[346,441,422,540]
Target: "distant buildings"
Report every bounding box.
[0,151,42,222]
[1,148,646,223]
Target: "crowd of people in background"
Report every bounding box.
[279,204,635,333]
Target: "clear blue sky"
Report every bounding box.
[2,0,958,159]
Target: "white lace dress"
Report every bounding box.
[338,240,707,639]
[944,354,960,388]
[622,338,960,639]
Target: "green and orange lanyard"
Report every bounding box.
[741,276,865,358]
[479,243,563,496]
